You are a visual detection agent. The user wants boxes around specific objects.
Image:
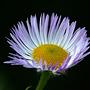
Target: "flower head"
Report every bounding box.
[4,13,90,74]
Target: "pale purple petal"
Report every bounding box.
[4,58,33,68]
[4,13,90,74]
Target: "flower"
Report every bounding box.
[4,13,90,74]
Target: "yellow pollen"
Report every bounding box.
[32,44,68,67]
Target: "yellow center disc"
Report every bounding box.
[32,44,68,67]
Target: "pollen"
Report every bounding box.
[32,44,68,67]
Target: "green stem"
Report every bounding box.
[35,71,51,90]
[25,86,31,90]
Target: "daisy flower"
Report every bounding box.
[4,13,90,74]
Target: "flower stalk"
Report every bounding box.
[35,71,51,90]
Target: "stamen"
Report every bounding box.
[32,44,68,67]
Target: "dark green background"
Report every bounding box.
[0,0,90,90]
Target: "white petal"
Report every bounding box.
[58,18,70,46]
[43,15,49,44]
[48,14,58,43]
[66,46,77,68]
[17,22,36,49]
[60,19,70,47]
[26,17,39,46]
[7,40,32,59]
[66,28,86,49]
[31,16,42,45]
[54,17,67,44]
[39,14,45,44]
[64,22,76,49]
